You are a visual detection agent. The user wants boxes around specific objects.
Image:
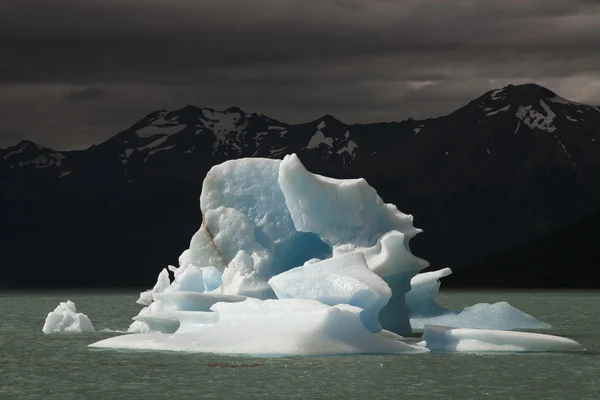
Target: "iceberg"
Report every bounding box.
[419,325,585,353]
[407,268,551,330]
[43,300,95,334]
[88,154,583,356]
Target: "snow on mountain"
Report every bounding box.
[485,105,510,117]
[200,108,250,155]
[136,122,186,138]
[306,131,334,149]
[1,140,67,169]
[515,101,557,133]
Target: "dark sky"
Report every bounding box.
[2,0,600,150]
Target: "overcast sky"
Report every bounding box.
[2,0,600,150]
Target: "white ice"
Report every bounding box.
[406,267,452,318]
[88,153,576,356]
[136,267,170,306]
[279,154,428,334]
[42,300,95,334]
[419,325,585,353]
[90,298,427,356]
[268,252,391,332]
[410,302,552,331]
[407,268,551,330]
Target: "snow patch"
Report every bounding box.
[414,125,424,134]
[337,141,358,157]
[59,172,71,178]
[548,96,583,106]
[515,101,576,167]
[138,136,169,151]
[3,143,29,160]
[306,131,334,149]
[255,132,268,142]
[269,147,288,156]
[13,152,65,169]
[317,120,326,130]
[515,101,557,133]
[149,145,176,156]
[486,105,510,117]
[489,88,506,101]
[202,109,249,155]
[136,124,186,138]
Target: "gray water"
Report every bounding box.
[0,290,598,400]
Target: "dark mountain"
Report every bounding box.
[2,83,600,288]
[444,207,600,288]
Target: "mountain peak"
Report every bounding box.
[224,106,246,114]
[321,114,343,123]
[504,83,558,98]
[17,139,37,147]
[482,83,559,104]
[4,139,44,152]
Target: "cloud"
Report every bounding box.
[64,87,113,102]
[0,0,599,148]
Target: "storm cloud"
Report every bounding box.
[1,0,600,149]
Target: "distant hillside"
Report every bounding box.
[445,209,600,288]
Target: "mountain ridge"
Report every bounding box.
[2,83,600,288]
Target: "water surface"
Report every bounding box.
[0,290,597,399]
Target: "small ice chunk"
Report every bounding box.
[407,268,551,330]
[137,267,171,306]
[42,301,95,334]
[419,325,585,353]
[410,302,552,331]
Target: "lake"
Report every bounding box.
[0,290,598,399]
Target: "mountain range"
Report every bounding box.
[2,83,600,288]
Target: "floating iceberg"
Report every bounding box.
[43,300,95,334]
[88,154,582,356]
[407,268,551,330]
[419,325,585,353]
